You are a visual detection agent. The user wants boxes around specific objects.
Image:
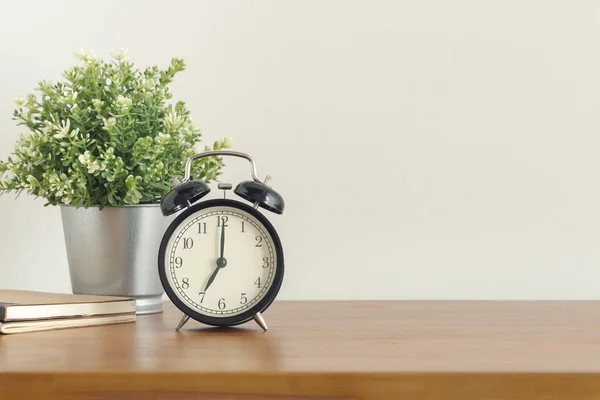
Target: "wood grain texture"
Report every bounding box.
[3,300,600,399]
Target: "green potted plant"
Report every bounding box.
[0,49,231,314]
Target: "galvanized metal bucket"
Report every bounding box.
[60,204,174,314]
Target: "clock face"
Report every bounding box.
[158,199,284,326]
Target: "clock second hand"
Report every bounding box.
[204,219,226,292]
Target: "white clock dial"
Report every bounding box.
[163,204,277,318]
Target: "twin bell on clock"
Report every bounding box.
[157,150,285,332]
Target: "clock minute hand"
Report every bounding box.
[220,221,225,258]
[205,222,227,292]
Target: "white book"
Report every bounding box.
[0,313,136,334]
[0,289,136,321]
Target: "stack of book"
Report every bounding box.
[0,289,136,334]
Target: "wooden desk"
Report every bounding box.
[3,300,600,399]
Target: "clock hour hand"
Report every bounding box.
[204,221,227,292]
[204,264,221,292]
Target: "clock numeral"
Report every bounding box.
[262,257,270,268]
[183,238,194,249]
[198,222,207,234]
[218,298,226,310]
[182,277,190,289]
[217,216,228,228]
[174,257,183,268]
[254,277,262,288]
[241,221,245,233]
[199,291,205,303]
[240,293,248,304]
[255,236,263,247]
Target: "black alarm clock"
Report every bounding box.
[158,150,285,332]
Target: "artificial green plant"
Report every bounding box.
[0,49,230,208]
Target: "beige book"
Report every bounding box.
[0,289,136,321]
[0,313,136,334]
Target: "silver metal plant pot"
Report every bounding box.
[60,204,174,314]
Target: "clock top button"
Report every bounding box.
[218,183,232,199]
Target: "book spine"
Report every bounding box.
[0,303,11,321]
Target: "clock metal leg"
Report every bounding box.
[253,312,268,332]
[175,313,190,331]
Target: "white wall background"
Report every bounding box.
[1,0,600,300]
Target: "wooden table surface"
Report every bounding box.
[3,300,600,399]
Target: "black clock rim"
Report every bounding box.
[157,198,285,328]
